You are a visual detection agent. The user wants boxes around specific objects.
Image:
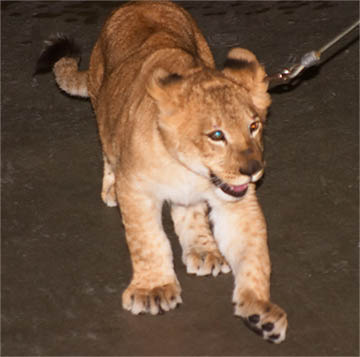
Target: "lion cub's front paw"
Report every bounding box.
[233,290,288,343]
[184,250,231,277]
[122,282,182,315]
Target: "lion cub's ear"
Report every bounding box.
[146,68,183,116]
[223,48,271,116]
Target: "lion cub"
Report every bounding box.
[35,0,287,343]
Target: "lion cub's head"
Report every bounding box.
[148,48,271,201]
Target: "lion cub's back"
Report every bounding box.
[98,1,198,71]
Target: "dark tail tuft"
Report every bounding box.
[34,33,81,76]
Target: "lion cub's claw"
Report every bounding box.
[234,297,287,343]
[122,283,182,315]
[185,250,231,277]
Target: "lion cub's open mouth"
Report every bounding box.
[210,173,249,198]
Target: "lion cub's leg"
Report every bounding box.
[118,186,182,315]
[210,190,288,343]
[101,154,117,207]
[171,202,230,276]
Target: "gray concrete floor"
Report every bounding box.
[2,1,359,356]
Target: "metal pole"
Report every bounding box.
[267,18,359,83]
[318,19,360,55]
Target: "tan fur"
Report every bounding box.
[51,1,287,342]
[53,58,88,97]
[171,202,231,276]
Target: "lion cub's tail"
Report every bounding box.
[34,34,88,98]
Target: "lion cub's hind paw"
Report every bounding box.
[101,186,118,207]
[234,298,287,343]
[122,283,182,315]
[102,195,118,207]
[185,250,231,277]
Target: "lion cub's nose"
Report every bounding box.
[239,160,262,177]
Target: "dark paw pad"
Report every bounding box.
[248,314,260,324]
[243,318,263,336]
[262,322,274,332]
[269,333,280,340]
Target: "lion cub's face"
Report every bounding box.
[148,48,271,200]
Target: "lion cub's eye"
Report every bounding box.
[208,130,226,142]
[249,121,261,135]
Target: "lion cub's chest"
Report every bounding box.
[151,171,209,206]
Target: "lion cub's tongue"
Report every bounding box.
[230,183,248,192]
